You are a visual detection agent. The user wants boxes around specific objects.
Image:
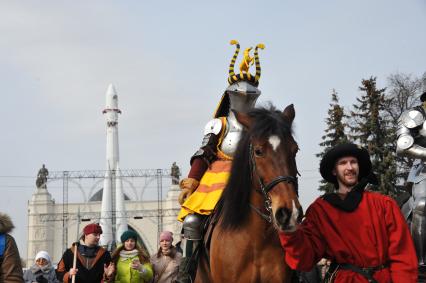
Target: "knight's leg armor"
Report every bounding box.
[176,214,204,283]
[412,197,426,266]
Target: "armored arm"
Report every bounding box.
[179,119,224,205]
[396,108,426,160]
[190,118,223,167]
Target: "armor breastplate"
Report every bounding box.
[220,112,243,157]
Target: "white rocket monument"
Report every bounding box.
[100,84,127,247]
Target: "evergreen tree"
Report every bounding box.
[317,89,348,193]
[349,77,397,196]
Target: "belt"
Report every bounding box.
[339,263,388,283]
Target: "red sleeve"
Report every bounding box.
[385,198,418,282]
[278,204,326,271]
[188,158,208,181]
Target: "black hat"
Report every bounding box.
[320,143,372,184]
[420,92,426,102]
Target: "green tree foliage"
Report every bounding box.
[349,77,397,196]
[317,89,348,193]
[319,72,425,197]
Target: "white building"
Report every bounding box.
[26,183,181,266]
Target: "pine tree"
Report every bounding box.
[349,77,397,196]
[317,89,348,193]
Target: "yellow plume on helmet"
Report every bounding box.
[227,40,265,86]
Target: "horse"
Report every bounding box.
[195,104,303,283]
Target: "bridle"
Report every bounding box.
[248,143,298,223]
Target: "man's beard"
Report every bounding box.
[337,171,358,187]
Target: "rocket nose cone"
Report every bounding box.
[106,84,117,96]
[105,84,118,108]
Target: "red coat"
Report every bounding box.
[279,191,418,283]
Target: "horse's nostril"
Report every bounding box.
[275,207,290,226]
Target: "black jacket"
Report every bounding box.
[56,244,111,283]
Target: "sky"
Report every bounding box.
[0,1,425,259]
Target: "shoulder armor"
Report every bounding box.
[204,118,223,135]
[401,109,425,129]
[397,134,414,151]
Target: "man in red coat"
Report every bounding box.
[279,143,418,282]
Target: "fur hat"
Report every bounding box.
[0,213,14,234]
[83,223,102,235]
[320,143,372,184]
[120,230,138,243]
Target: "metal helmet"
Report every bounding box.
[213,40,265,118]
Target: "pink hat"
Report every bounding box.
[160,231,173,242]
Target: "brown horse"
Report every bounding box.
[195,104,303,283]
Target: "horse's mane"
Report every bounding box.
[215,105,294,230]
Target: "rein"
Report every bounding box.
[248,143,298,223]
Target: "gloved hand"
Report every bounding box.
[36,275,48,283]
[178,178,200,205]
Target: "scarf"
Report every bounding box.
[30,262,53,274]
[78,244,99,258]
[119,249,139,261]
[322,177,372,212]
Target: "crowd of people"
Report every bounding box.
[0,219,181,283]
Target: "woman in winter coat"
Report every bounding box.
[150,231,182,283]
[24,251,59,283]
[109,230,153,283]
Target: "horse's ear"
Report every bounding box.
[233,110,252,129]
[282,104,295,124]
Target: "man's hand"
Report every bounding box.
[69,268,78,278]
[178,178,199,205]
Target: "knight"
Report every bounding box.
[397,91,426,269]
[176,40,265,282]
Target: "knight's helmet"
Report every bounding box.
[213,40,265,118]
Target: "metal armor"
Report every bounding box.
[182,214,203,241]
[225,80,260,113]
[219,81,260,157]
[190,118,222,166]
[220,111,243,157]
[397,106,426,266]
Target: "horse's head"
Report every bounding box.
[235,104,303,232]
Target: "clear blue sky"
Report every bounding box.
[0,0,425,259]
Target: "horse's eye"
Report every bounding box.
[254,148,263,157]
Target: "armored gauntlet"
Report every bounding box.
[178,178,200,205]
